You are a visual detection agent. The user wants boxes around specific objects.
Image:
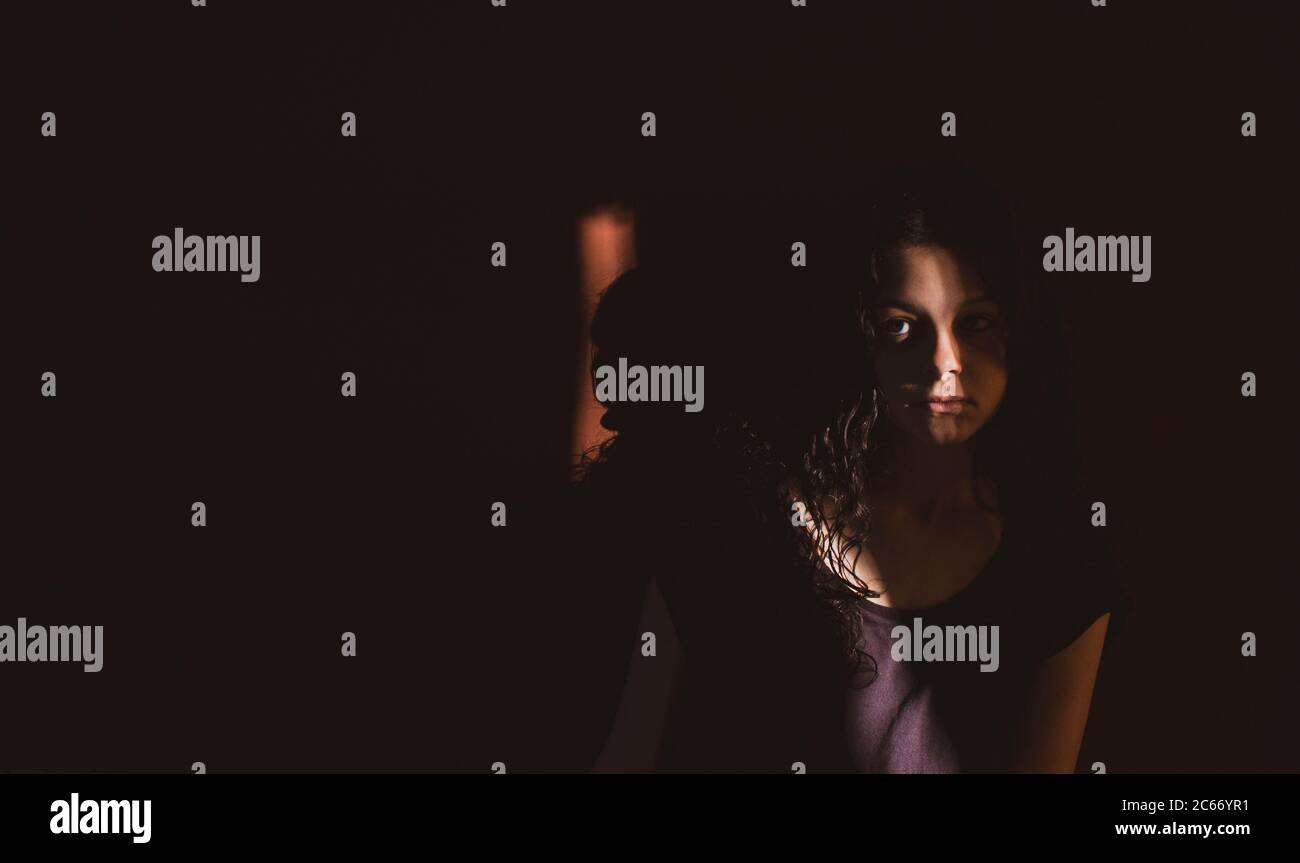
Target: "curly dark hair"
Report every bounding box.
[573,261,884,677]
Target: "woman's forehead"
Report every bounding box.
[877,246,988,309]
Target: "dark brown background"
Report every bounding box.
[6,0,1297,772]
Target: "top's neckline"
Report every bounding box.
[851,520,1012,622]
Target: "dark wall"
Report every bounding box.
[8,0,1297,772]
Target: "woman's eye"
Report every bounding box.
[961,315,993,333]
[883,318,911,337]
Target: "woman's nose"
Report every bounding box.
[931,327,963,380]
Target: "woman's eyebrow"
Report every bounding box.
[872,298,922,315]
[962,295,998,307]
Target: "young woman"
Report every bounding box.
[806,167,1128,772]
[558,170,1124,773]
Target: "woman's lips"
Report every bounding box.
[907,397,971,415]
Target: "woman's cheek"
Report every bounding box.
[873,353,913,398]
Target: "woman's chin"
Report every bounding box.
[910,416,979,447]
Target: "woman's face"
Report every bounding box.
[870,245,1008,447]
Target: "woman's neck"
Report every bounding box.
[875,437,979,524]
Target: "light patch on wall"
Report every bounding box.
[575,206,637,460]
